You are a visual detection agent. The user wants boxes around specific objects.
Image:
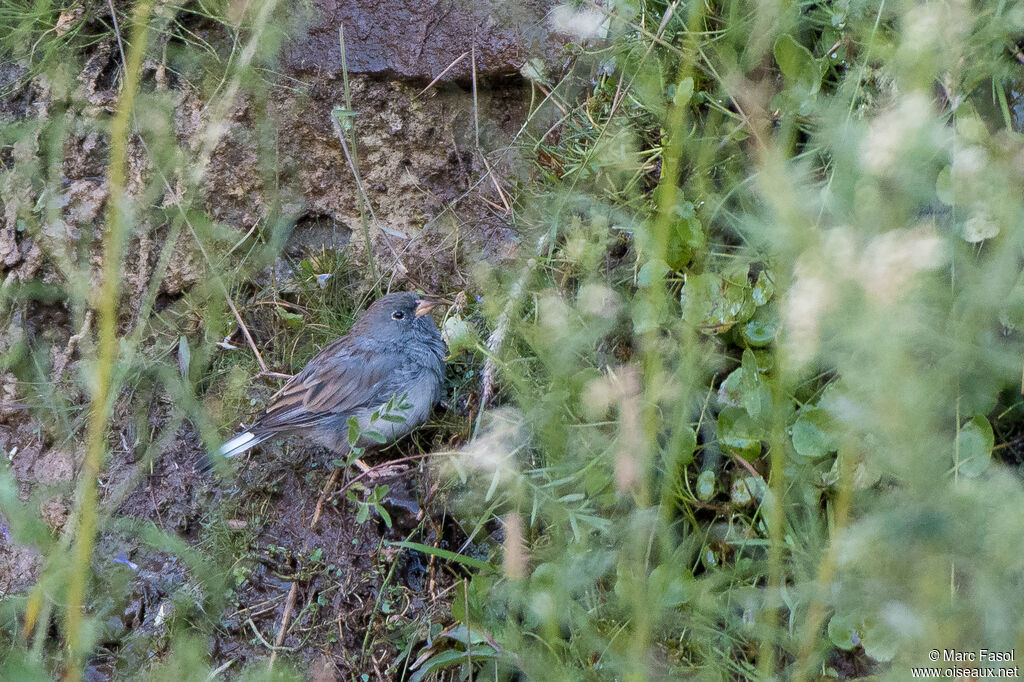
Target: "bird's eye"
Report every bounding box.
[392,311,405,320]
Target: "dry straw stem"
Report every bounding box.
[416,50,469,98]
[62,1,156,678]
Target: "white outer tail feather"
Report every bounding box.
[219,431,270,458]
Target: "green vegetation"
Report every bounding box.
[2,0,1024,680]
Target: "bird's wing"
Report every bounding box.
[250,338,400,434]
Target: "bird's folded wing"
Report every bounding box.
[251,339,399,433]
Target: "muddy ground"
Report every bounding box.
[0,0,566,678]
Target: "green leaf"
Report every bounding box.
[730,476,765,506]
[741,308,778,347]
[673,76,694,107]
[0,651,51,682]
[955,415,994,478]
[666,216,705,270]
[666,425,697,468]
[331,106,357,133]
[718,406,762,458]
[862,618,899,662]
[363,429,387,444]
[177,335,190,379]
[774,34,822,93]
[696,470,715,500]
[378,223,409,239]
[673,201,695,219]
[740,349,766,420]
[330,107,357,121]
[649,564,690,608]
[347,417,360,448]
[638,258,669,287]
[387,541,492,572]
[751,270,775,305]
[827,614,861,651]
[436,624,494,648]
[442,315,477,355]
[376,505,392,529]
[680,272,756,334]
[520,57,549,85]
[718,367,743,407]
[452,573,492,623]
[790,408,839,459]
[408,647,502,682]
[630,296,662,334]
[936,165,953,205]
[275,305,304,328]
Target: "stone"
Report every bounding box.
[281,0,563,81]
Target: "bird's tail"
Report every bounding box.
[219,430,271,458]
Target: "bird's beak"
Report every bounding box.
[414,294,451,317]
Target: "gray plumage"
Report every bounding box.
[220,292,447,459]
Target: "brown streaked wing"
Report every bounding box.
[250,338,397,433]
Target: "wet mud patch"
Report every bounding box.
[212,453,469,678]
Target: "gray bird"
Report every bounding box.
[220,292,447,459]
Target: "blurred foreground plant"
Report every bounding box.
[434,1,1024,680]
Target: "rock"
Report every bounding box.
[0,540,40,594]
[203,74,526,288]
[0,372,20,420]
[310,655,338,682]
[32,449,74,485]
[281,0,564,81]
[39,496,70,531]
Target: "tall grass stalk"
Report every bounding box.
[63,1,155,678]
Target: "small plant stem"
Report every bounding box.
[471,40,480,151]
[63,1,155,678]
[416,50,469,97]
[224,290,271,374]
[333,451,444,501]
[480,155,511,213]
[337,23,379,289]
[464,577,473,673]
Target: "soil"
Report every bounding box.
[0,0,558,677]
